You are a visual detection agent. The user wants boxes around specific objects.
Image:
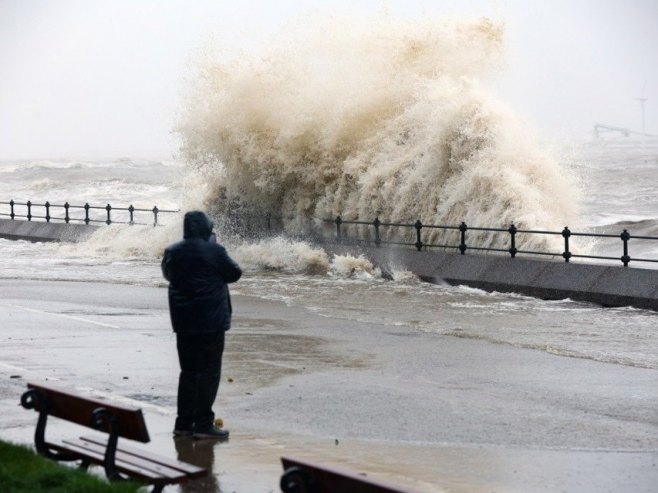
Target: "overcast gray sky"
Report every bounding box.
[0,0,656,159]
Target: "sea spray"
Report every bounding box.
[59,223,181,259]
[233,237,329,274]
[329,254,379,279]
[46,15,583,269]
[74,225,381,280]
[177,15,580,250]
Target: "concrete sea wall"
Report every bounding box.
[323,243,658,311]
[1,218,657,311]
[0,218,99,243]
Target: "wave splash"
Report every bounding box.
[177,15,580,250]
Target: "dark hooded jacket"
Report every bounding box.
[162,211,242,333]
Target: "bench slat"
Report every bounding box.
[27,383,150,442]
[46,440,166,483]
[80,435,206,479]
[62,438,187,481]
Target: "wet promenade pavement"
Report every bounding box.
[0,279,656,492]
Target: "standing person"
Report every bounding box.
[162,210,242,439]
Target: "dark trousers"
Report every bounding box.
[175,331,225,431]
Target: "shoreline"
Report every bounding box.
[0,279,656,492]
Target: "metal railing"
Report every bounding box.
[3,200,655,267]
[0,200,179,226]
[325,216,658,267]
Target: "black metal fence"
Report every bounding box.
[2,199,656,267]
[325,216,658,268]
[0,200,179,226]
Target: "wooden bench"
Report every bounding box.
[280,456,420,493]
[20,382,206,493]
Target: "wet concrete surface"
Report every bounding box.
[323,243,658,311]
[0,279,656,492]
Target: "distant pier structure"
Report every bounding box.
[593,123,631,138]
[593,97,657,144]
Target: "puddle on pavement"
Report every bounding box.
[223,330,369,392]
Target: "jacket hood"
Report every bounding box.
[183,210,214,240]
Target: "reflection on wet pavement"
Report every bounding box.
[174,437,222,493]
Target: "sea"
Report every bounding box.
[0,17,657,376]
[0,140,657,373]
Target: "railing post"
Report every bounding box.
[84,203,90,225]
[414,220,423,251]
[27,200,32,221]
[45,201,50,223]
[508,223,517,258]
[620,229,631,267]
[335,216,342,242]
[9,199,15,220]
[105,204,112,225]
[562,226,571,263]
[459,222,467,254]
[266,213,271,232]
[128,205,134,225]
[152,206,159,227]
[64,202,70,223]
[373,217,381,247]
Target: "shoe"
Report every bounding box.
[173,429,193,437]
[193,426,229,440]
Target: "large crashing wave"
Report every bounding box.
[176,15,579,249]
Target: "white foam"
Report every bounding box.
[329,254,379,279]
[233,237,329,274]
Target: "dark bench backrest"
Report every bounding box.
[281,456,420,493]
[26,382,150,443]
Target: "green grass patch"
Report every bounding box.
[0,440,140,493]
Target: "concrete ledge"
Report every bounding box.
[0,218,99,242]
[2,219,657,311]
[323,243,658,311]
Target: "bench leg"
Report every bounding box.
[78,459,91,471]
[91,408,127,482]
[21,389,81,462]
[281,466,319,493]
